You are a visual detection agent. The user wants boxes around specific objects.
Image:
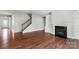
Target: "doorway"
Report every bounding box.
[43,16,46,32]
[0,15,13,48]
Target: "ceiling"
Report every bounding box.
[7,10,52,16]
[0,10,52,16]
[18,10,51,15]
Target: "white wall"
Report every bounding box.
[0,10,44,34]
[0,11,30,32]
[23,14,44,33]
[0,11,44,33]
[45,10,75,39]
[45,14,53,34]
[0,11,12,31]
[53,10,74,38]
[1,10,79,39]
[73,11,79,39]
[13,13,29,32]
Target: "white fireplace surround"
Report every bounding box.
[45,10,79,39]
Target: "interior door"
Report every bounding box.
[0,15,12,48]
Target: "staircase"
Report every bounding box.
[21,14,32,32]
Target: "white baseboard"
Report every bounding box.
[23,28,44,33]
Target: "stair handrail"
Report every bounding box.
[21,14,32,31]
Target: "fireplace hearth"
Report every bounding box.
[55,26,67,39]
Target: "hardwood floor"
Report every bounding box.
[0,28,13,49]
[0,30,79,49]
[12,31,79,49]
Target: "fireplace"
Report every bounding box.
[55,26,67,38]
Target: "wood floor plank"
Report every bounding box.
[0,30,79,49]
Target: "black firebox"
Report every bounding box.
[55,26,67,39]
